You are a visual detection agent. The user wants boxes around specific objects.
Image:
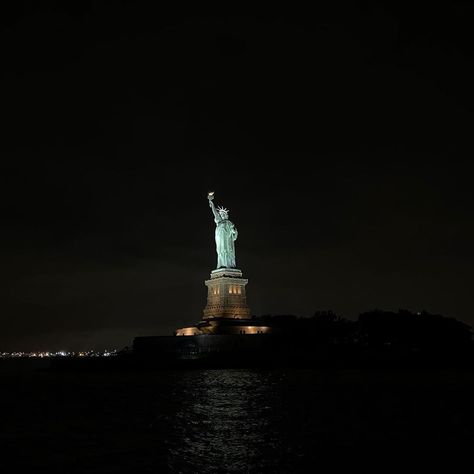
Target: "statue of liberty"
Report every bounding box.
[207,192,238,268]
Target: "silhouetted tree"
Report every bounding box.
[358,309,472,351]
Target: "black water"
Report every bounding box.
[1,360,473,472]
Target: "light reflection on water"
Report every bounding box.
[167,370,285,473]
[161,368,474,472]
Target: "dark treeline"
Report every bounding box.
[253,309,473,351]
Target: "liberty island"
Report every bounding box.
[61,196,474,369]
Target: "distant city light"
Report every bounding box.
[0,350,118,358]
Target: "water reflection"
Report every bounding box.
[167,370,285,473]
[161,368,468,472]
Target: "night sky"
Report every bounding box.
[2,2,474,350]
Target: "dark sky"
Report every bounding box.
[1,2,474,350]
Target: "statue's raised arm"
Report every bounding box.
[208,192,220,222]
[207,191,237,269]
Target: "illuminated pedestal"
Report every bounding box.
[175,268,271,336]
[203,268,251,320]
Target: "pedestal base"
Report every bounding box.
[203,268,251,319]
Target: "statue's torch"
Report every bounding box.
[208,191,215,201]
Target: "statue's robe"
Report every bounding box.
[214,217,237,268]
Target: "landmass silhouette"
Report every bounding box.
[51,309,474,370]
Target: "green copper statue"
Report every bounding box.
[208,192,238,268]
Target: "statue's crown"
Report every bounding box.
[217,206,229,214]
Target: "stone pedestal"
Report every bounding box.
[203,268,251,319]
